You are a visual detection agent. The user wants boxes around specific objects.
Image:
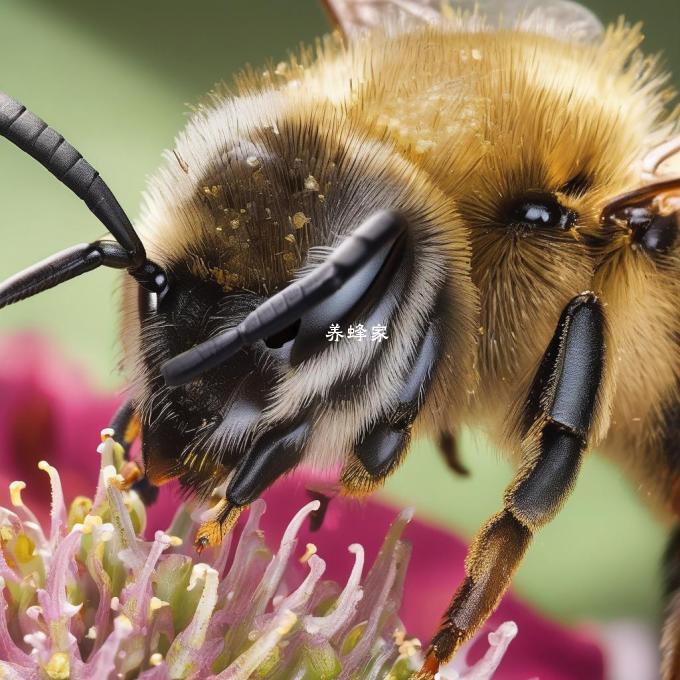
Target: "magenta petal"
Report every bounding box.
[0,333,178,532]
[0,334,113,520]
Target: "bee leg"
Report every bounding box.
[342,322,441,495]
[108,399,159,505]
[420,293,605,675]
[437,431,469,476]
[661,526,680,679]
[194,419,311,550]
[195,500,244,553]
[305,485,339,532]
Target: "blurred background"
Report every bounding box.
[0,0,678,637]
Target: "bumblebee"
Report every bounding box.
[1,0,680,676]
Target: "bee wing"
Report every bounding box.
[322,0,602,42]
[484,0,604,41]
[321,0,445,36]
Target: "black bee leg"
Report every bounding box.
[437,431,469,476]
[109,399,139,458]
[306,486,338,532]
[342,321,441,495]
[108,399,159,505]
[194,419,311,549]
[420,293,606,676]
[662,526,680,679]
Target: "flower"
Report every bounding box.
[0,333,608,679]
[0,431,519,679]
[0,333,177,534]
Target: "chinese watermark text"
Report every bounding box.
[326,323,389,343]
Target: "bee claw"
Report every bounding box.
[195,535,210,554]
[416,651,440,679]
[194,501,245,553]
[111,461,144,491]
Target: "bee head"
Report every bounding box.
[123,102,477,500]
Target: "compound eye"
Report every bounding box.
[507,192,574,230]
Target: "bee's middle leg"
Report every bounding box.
[437,430,469,476]
[195,418,311,548]
[341,322,442,495]
[420,293,607,676]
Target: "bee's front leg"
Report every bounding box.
[194,419,311,550]
[420,293,607,676]
[340,321,442,496]
[108,398,159,505]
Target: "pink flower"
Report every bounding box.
[0,333,175,533]
[0,332,606,679]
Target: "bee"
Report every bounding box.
[1,0,680,675]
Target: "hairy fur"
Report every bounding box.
[122,7,680,511]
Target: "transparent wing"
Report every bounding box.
[322,0,603,42]
[478,0,604,41]
[322,0,446,36]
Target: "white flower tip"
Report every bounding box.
[100,427,115,442]
[307,554,326,574]
[86,626,97,640]
[308,499,321,512]
[399,506,415,523]
[25,605,42,621]
[110,596,120,611]
[188,562,218,591]
[489,620,518,644]
[63,601,82,618]
[150,653,163,666]
[348,543,363,555]
[23,630,46,645]
[149,596,170,613]
[96,442,106,455]
[9,480,26,507]
[155,530,172,544]
[37,460,52,473]
[154,531,182,548]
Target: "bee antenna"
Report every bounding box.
[601,176,680,223]
[0,92,169,301]
[161,210,408,386]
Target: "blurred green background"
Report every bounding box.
[1,0,678,629]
